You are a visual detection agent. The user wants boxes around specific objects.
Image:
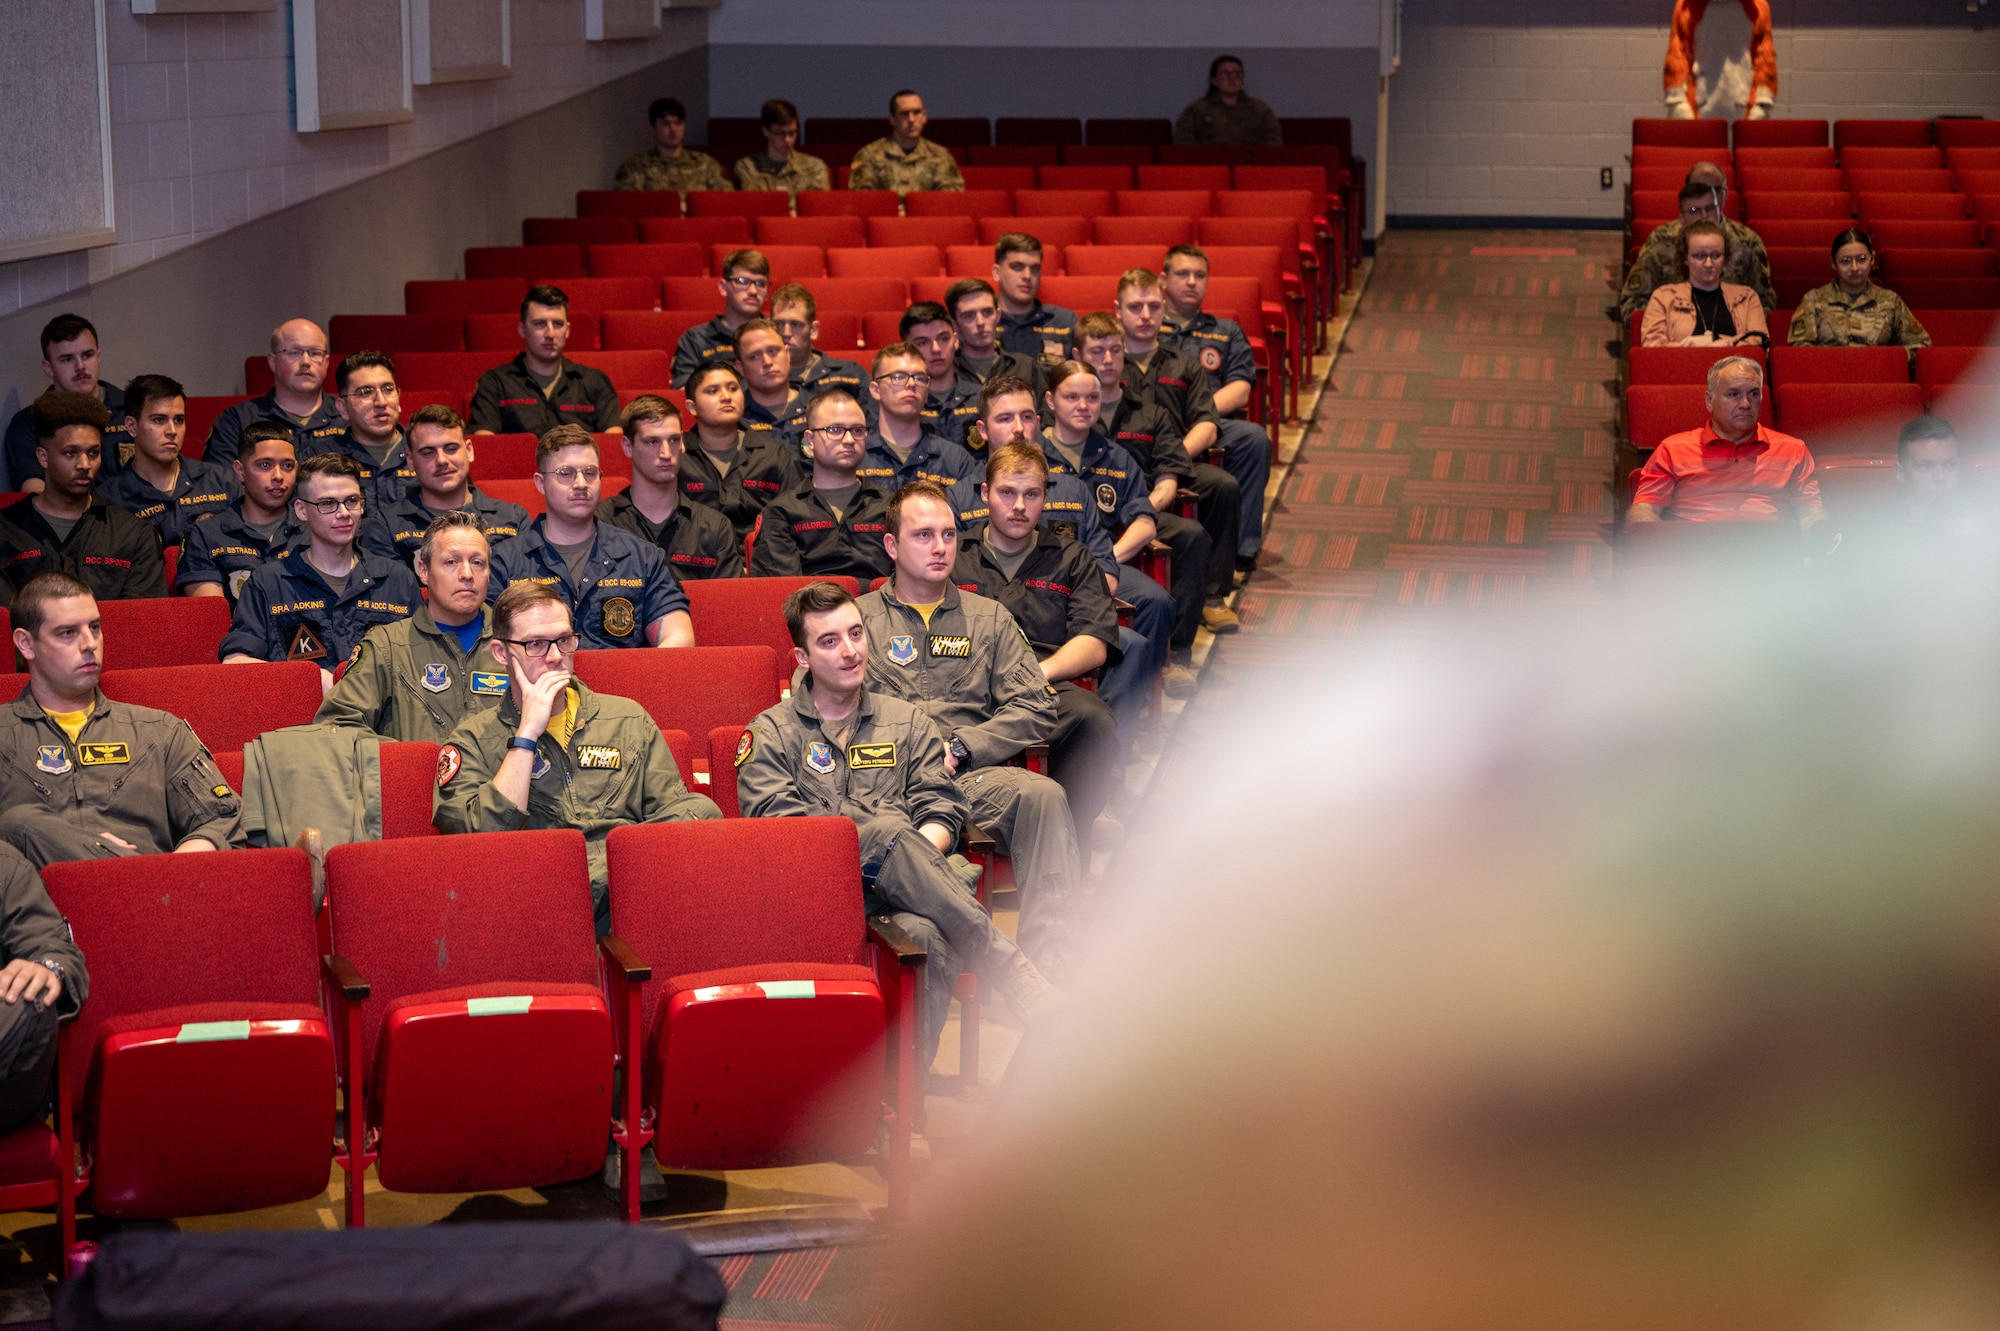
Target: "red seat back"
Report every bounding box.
[523,216,638,246]
[1116,189,1212,218]
[1625,384,1773,454]
[1938,121,2000,150]
[996,117,1081,146]
[472,431,630,479]
[794,190,900,217]
[1731,119,1827,149]
[689,190,791,219]
[1774,382,1926,455]
[1845,169,1954,194]
[1085,118,1170,146]
[1843,146,1944,170]
[1037,274,1118,314]
[1878,249,2000,281]
[1014,189,1112,217]
[867,215,976,248]
[1857,193,1971,220]
[1628,346,1765,386]
[584,243,706,280]
[1745,192,1855,222]
[1139,164,1230,192]
[1094,216,1195,247]
[1894,278,2000,308]
[404,278,526,317]
[1063,244,1167,278]
[1866,219,1982,248]
[577,190,684,219]
[755,215,866,249]
[328,314,464,356]
[1038,165,1132,190]
[860,313,905,351]
[1834,119,1935,150]
[466,245,583,281]
[568,349,674,392]
[1769,346,1911,385]
[569,645,780,742]
[531,275,658,318]
[100,661,322,752]
[1635,118,1729,148]
[600,309,714,356]
[1734,146,1836,169]
[710,243,824,285]
[827,245,943,279]
[1737,168,1845,193]
[1156,144,1247,166]
[467,312,590,353]
[184,396,248,461]
[905,189,1013,218]
[683,576,857,688]
[638,216,750,247]
[1915,345,2000,396]
[706,724,748,818]
[978,215,1090,248]
[98,598,232,669]
[796,276,913,313]
[380,741,442,839]
[396,351,511,398]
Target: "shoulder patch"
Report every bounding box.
[348,641,367,670]
[436,744,462,788]
[733,728,754,767]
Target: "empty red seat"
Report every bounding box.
[710,243,823,285]
[1094,216,1195,246]
[688,190,790,219]
[1628,345,1765,385]
[96,598,233,669]
[328,314,463,356]
[379,741,443,840]
[1015,189,1113,217]
[325,830,609,1216]
[860,311,906,348]
[570,646,780,749]
[568,349,674,393]
[1878,249,2000,282]
[465,245,584,281]
[1036,273,1118,314]
[1063,244,1168,279]
[1629,147,1735,179]
[1856,192,1971,221]
[945,244,1017,278]
[1731,119,1828,149]
[577,190,683,219]
[405,278,525,317]
[1155,144,1247,167]
[661,276,727,310]
[1139,164,1231,192]
[638,216,750,247]
[996,117,1082,146]
[1774,382,1926,455]
[585,243,705,280]
[1736,168,1845,193]
[1116,189,1212,218]
[1631,167,1694,194]
[1892,277,2000,308]
[793,190,900,217]
[1866,219,1982,249]
[183,395,248,460]
[1625,384,1772,453]
[1843,146,1945,170]
[959,165,1038,192]
[755,214,865,249]
[796,276,913,313]
[1946,148,2000,171]
[1954,169,2000,196]
[601,309,717,356]
[1061,144,1152,167]
[905,189,1011,218]
[1746,192,1854,222]
[867,215,977,248]
[966,147,1054,170]
[1938,121,2000,150]
[1754,219,1859,249]
[1635,118,1729,148]
[827,245,943,278]
[1038,164,1132,190]
[683,576,861,691]
[1845,169,1954,194]
[531,274,658,315]
[1915,345,2000,397]
[1770,345,1910,385]
[1734,146,1837,170]
[1835,120,1935,150]
[100,661,322,752]
[472,432,629,480]
[1085,117,1171,146]
[809,310,862,349]
[978,215,1090,248]
[524,216,639,246]
[1904,309,2000,345]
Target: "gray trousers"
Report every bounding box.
[956,766,1081,981]
[0,806,150,870]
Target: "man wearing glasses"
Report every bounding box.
[899,303,982,449]
[1619,168,1776,319]
[671,250,771,389]
[749,390,894,581]
[221,453,420,690]
[435,581,719,933]
[314,351,417,505]
[860,344,979,493]
[468,287,622,437]
[486,425,694,650]
[202,319,347,468]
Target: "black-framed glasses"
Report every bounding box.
[810,424,869,441]
[498,634,578,658]
[874,371,930,389]
[726,275,769,290]
[302,495,364,515]
[542,466,602,484]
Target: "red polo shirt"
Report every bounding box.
[1633,423,1821,522]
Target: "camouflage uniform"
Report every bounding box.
[1172,94,1281,147]
[613,149,731,195]
[1619,218,1776,317]
[734,151,831,196]
[847,138,963,194]
[1786,283,1931,348]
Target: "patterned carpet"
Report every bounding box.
[1217,229,1620,665]
[714,1244,896,1330]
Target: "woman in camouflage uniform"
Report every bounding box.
[1788,230,1931,349]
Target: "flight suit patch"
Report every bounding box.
[421,663,451,693]
[806,741,836,774]
[1094,483,1118,515]
[470,672,508,695]
[348,642,367,670]
[848,742,897,769]
[78,743,131,766]
[602,597,636,638]
[35,746,70,775]
[288,625,327,661]
[733,730,754,767]
[531,753,552,780]
[577,746,621,770]
[929,634,972,658]
[436,745,462,787]
[888,635,917,666]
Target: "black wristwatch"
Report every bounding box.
[947,737,971,766]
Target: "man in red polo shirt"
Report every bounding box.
[1629,356,1823,531]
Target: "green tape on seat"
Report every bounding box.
[467,995,534,1016]
[756,980,815,999]
[177,1020,251,1043]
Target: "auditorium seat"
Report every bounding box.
[996,117,1082,146]
[1844,169,1955,194]
[1015,189,1114,218]
[1893,278,2000,308]
[601,309,714,356]
[1628,345,1765,385]
[1038,164,1134,191]
[1914,345,2000,397]
[1062,144,1153,167]
[1156,144,1248,167]
[1634,117,1728,148]
[1774,382,1925,456]
[1769,345,1911,385]
[1086,117,1171,146]
[1735,168,1845,193]
[1813,459,1901,526]
[1866,219,1983,249]
[794,190,900,218]
[978,215,1091,248]
[867,215,977,248]
[405,278,526,317]
[584,243,706,281]
[1631,168,1695,194]
[570,646,780,755]
[466,245,585,282]
[577,190,684,219]
[1842,146,1945,170]
[1094,216,1196,247]
[683,576,860,692]
[1731,119,1828,149]
[97,598,232,669]
[324,829,610,1220]
[1140,164,1232,192]
[472,432,631,480]
[1834,119,1935,151]
[100,661,323,753]
[329,314,464,356]
[810,310,862,349]
[1625,383,1772,453]
[1768,246,1842,304]
[481,476,627,518]
[524,216,639,247]
[966,147,1054,170]
[1116,189,1214,219]
[1938,121,2000,150]
[45,848,334,1240]
[689,191,790,219]
[1947,150,2000,175]
[1856,192,1971,220]
[905,189,1012,218]
[796,276,913,313]
[638,216,751,248]
[1630,146,1736,179]
[1745,193,1855,222]
[1754,219,1857,249]
[601,817,923,1222]
[705,725,749,818]
[1876,249,2000,282]
[827,245,944,279]
[959,166,1038,192]
[661,276,727,310]
[756,215,865,249]
[184,396,248,460]
[1734,146,1836,170]
[861,312,906,348]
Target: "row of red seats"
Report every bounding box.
[17,816,918,1270]
[709,112,1353,153]
[1626,377,1991,456]
[1632,117,2000,151]
[1630,343,1999,392]
[577,176,1330,221]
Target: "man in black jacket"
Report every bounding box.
[468,286,621,436]
[749,391,894,582]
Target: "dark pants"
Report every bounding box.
[1046,681,1119,851]
[0,999,57,1136]
[1189,462,1241,598]
[1153,512,1213,647]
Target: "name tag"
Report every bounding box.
[577,746,621,770]
[848,742,897,769]
[470,672,509,695]
[929,634,971,658]
[79,742,131,766]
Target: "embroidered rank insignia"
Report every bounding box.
[78,743,131,766]
[601,596,637,638]
[470,672,508,695]
[1198,345,1224,373]
[806,741,836,774]
[287,624,327,661]
[733,729,754,768]
[1094,483,1118,514]
[436,745,462,787]
[421,663,451,693]
[848,742,897,769]
[577,746,621,770]
[929,634,972,658]
[888,634,917,666]
[35,745,70,775]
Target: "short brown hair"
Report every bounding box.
[1075,311,1121,343]
[621,394,682,434]
[805,388,864,427]
[1163,244,1209,272]
[782,579,858,648]
[296,451,365,498]
[239,421,297,456]
[733,317,784,356]
[1045,360,1097,396]
[978,374,1037,417]
[871,342,925,375]
[1116,267,1161,298]
[985,441,1048,487]
[769,282,817,321]
[492,582,570,641]
[722,248,770,279]
[886,479,953,537]
[407,403,466,436]
[994,233,1043,263]
[944,278,997,319]
[11,571,93,638]
[33,390,109,444]
[417,509,489,568]
[536,423,598,469]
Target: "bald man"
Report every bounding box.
[201,318,348,468]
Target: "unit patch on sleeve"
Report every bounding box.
[1198,345,1223,373]
[601,597,637,639]
[733,729,754,767]
[287,625,327,661]
[847,742,897,769]
[436,745,462,787]
[928,634,972,658]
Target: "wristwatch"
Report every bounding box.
[947,737,971,766]
[508,736,540,754]
[39,958,62,981]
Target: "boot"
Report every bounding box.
[993,951,1065,1028]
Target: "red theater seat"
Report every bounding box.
[1013,189,1112,218]
[827,245,944,279]
[524,216,639,246]
[471,432,630,480]
[1857,193,1972,221]
[1844,169,1954,195]
[796,277,913,313]
[1745,193,1855,222]
[1635,118,1729,148]
[100,661,323,753]
[1877,249,2000,282]
[794,190,900,218]
[905,189,1012,218]
[1061,145,1152,167]
[585,243,706,280]
[468,312,589,353]
[688,191,790,219]
[1625,384,1772,454]
[601,309,718,356]
[1628,346,1765,385]
[756,215,865,249]
[661,276,728,310]
[1770,345,1911,385]
[405,278,526,317]
[97,598,232,669]
[1915,345,2000,396]
[1843,146,1944,170]
[996,117,1082,146]
[861,312,906,349]
[1754,219,1859,249]
[1736,168,1845,193]
[1140,164,1231,192]
[380,741,443,840]
[1094,216,1196,247]
[1939,121,2000,150]
[571,348,676,394]
[1893,278,2000,308]
[1731,119,1828,149]
[1734,146,1837,170]
[577,190,683,219]
[1835,120,1935,151]
[1774,382,1926,456]
[324,830,609,1219]
[683,576,859,691]
[639,216,750,247]
[948,244,1059,278]
[1116,189,1213,218]
[1038,165,1133,191]
[978,215,1090,248]
[866,215,976,248]
[966,147,1052,170]
[398,351,518,400]
[601,818,924,1221]
[1156,145,1247,166]
[1866,219,1983,249]
[959,166,1038,192]
[328,314,464,356]
[466,245,584,281]
[570,646,780,750]
[185,396,248,460]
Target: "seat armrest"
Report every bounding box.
[867,915,929,967]
[320,954,370,1002]
[599,935,651,983]
[961,824,997,854]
